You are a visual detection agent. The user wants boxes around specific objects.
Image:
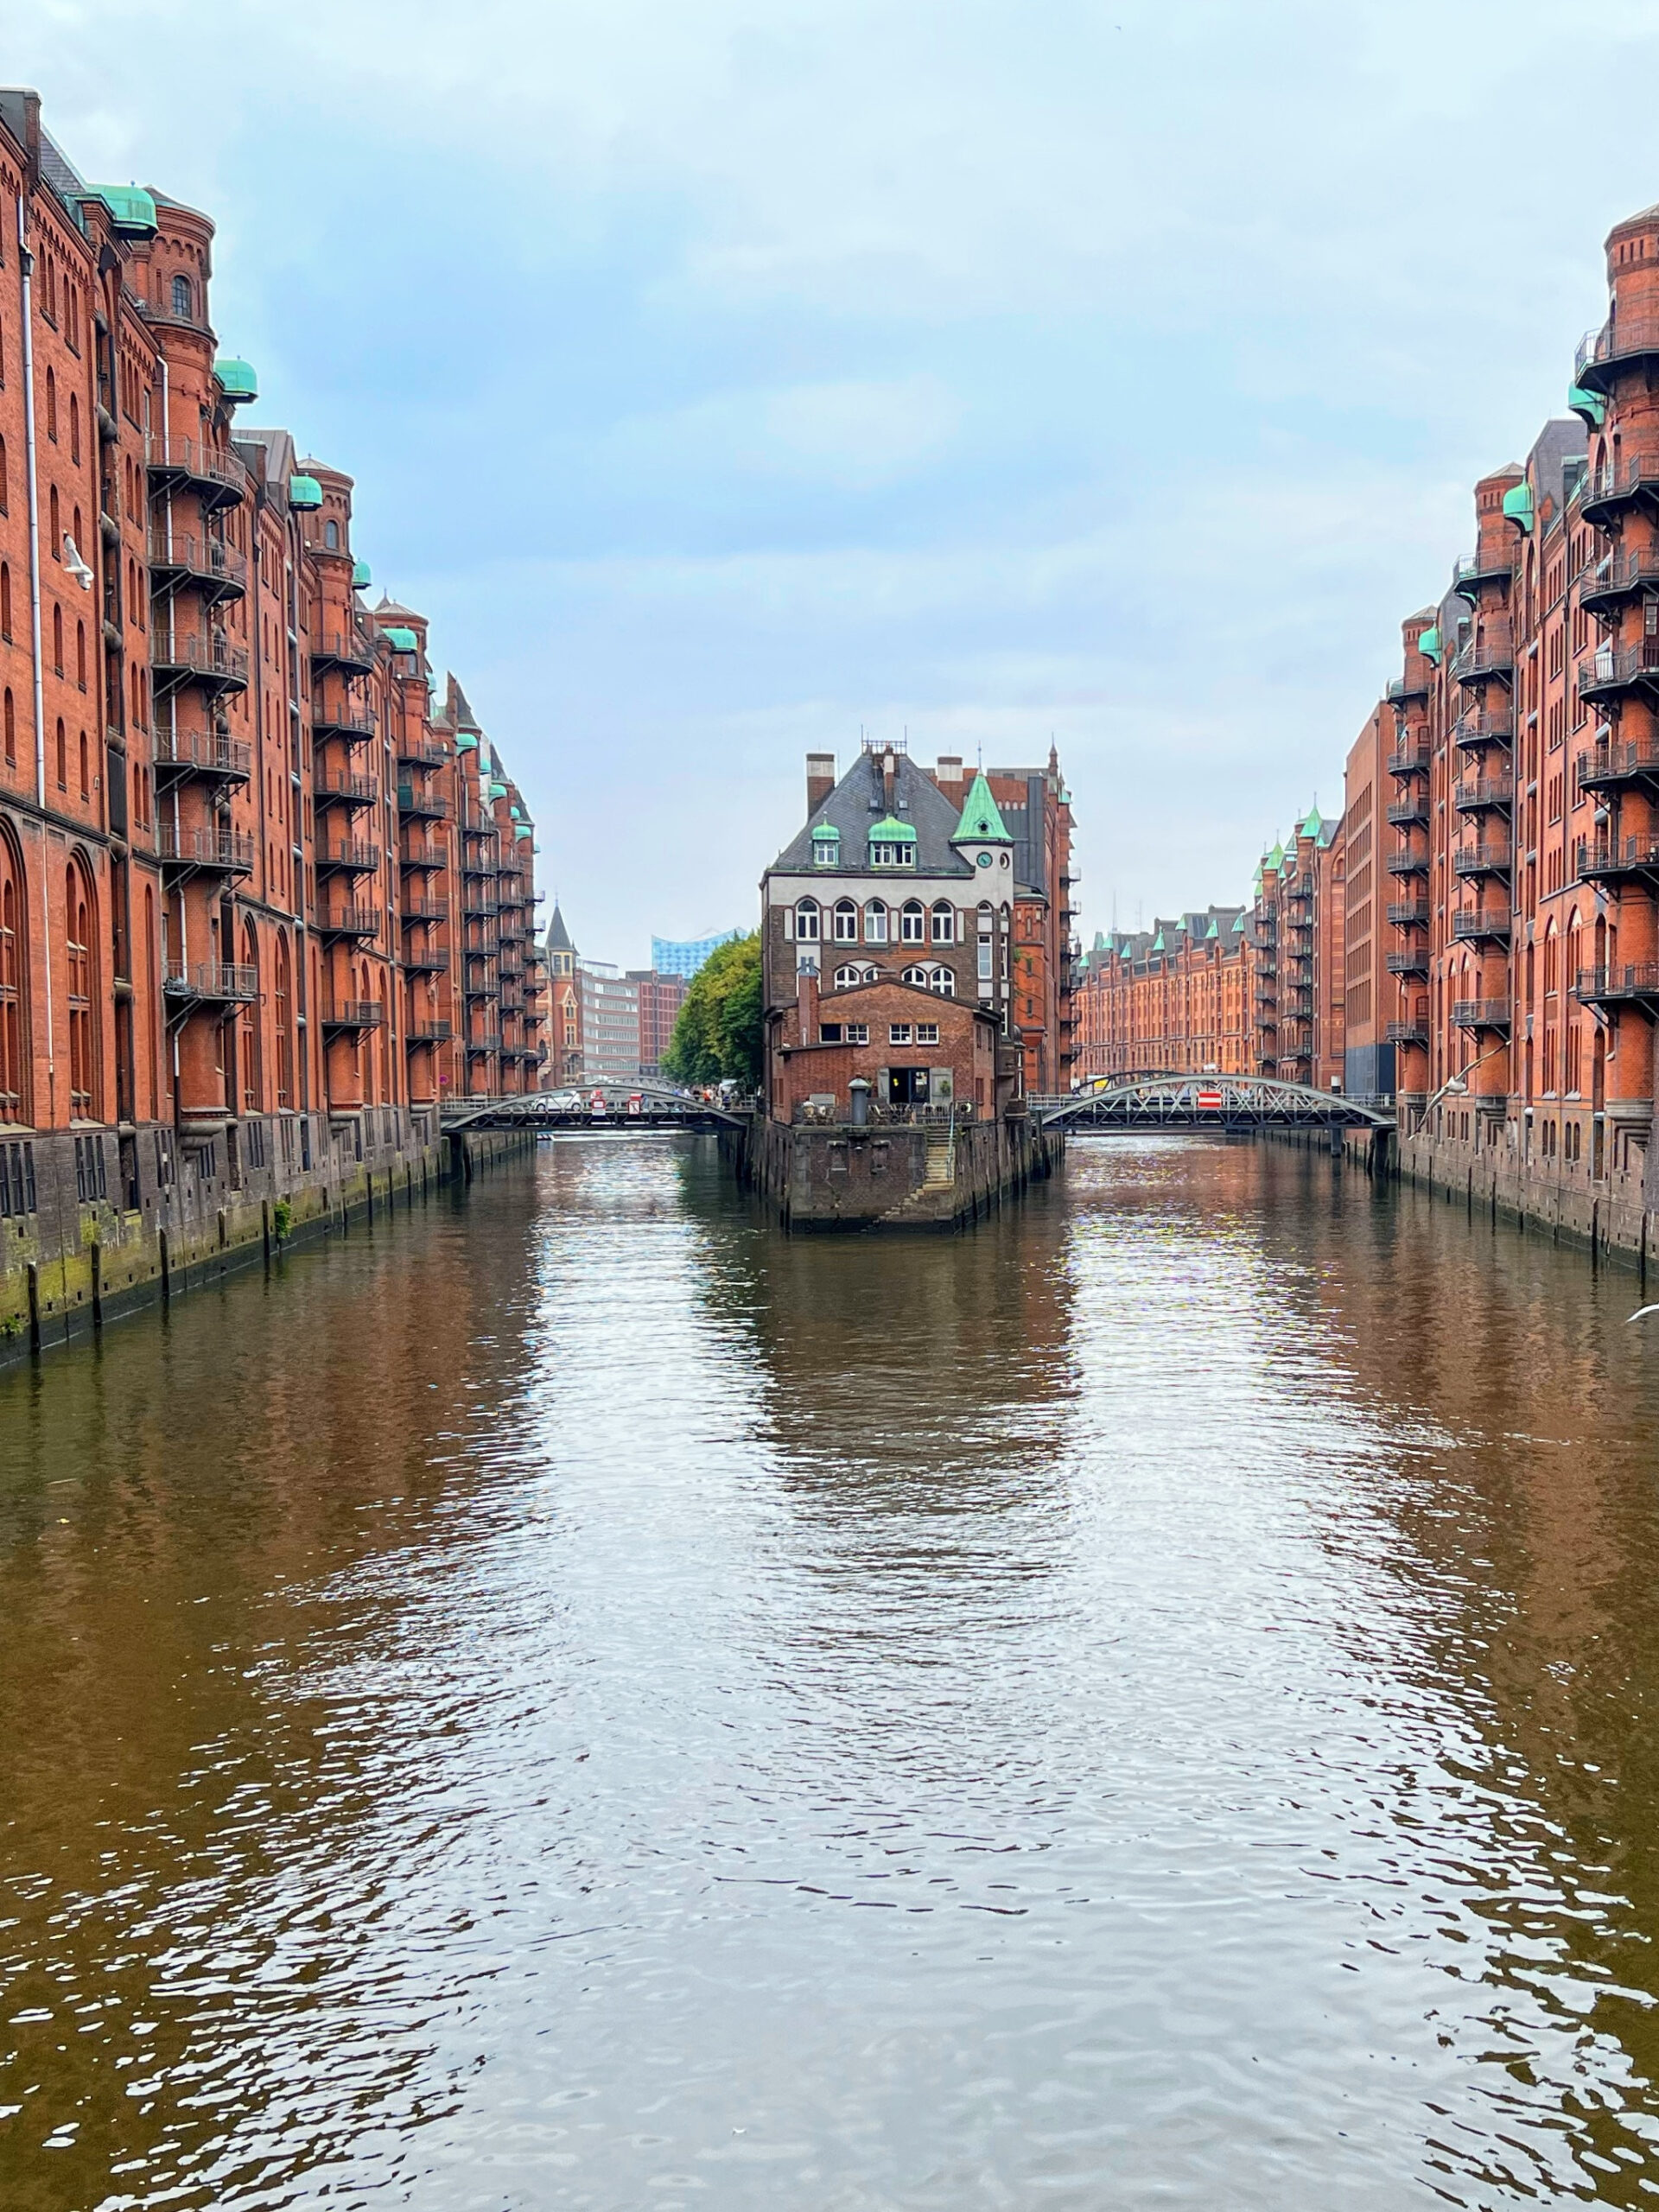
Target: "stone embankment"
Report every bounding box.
[724,1112,1060,1231]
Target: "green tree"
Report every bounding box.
[664,931,762,1090]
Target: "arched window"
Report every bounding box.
[69,393,79,465]
[931,900,955,944]
[54,718,67,791]
[864,899,888,945]
[2,690,12,769]
[52,605,63,675]
[931,967,956,997]
[73,505,82,556]
[0,563,10,641]
[45,367,56,441]
[275,931,294,1110]
[0,829,27,1122]
[794,897,820,942]
[0,435,7,512]
[66,858,98,1118]
[901,964,930,988]
[899,899,925,944]
[78,730,88,801]
[49,486,60,556]
[324,519,339,550]
[76,619,86,690]
[171,273,193,320]
[240,922,262,1114]
[833,963,878,988]
[832,899,858,943]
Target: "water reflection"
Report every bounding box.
[2,1135,1659,2206]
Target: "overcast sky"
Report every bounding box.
[15,1,1659,957]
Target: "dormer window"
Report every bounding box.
[868,817,917,868]
[811,824,839,866]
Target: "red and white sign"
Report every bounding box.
[1197,1090,1224,1111]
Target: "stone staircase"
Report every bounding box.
[870,1135,957,1228]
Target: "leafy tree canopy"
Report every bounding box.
[663,931,762,1090]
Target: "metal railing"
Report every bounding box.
[1578,550,1659,602]
[312,703,378,739]
[318,906,381,938]
[1387,899,1430,926]
[1576,735,1659,790]
[315,773,379,805]
[408,1020,454,1043]
[1452,634,1515,682]
[156,823,255,871]
[144,434,245,498]
[397,739,449,768]
[1452,710,1514,749]
[397,785,451,819]
[315,841,382,873]
[1579,639,1659,698]
[402,899,449,923]
[321,1000,385,1030]
[1452,843,1513,877]
[150,630,249,684]
[1579,834,1659,877]
[162,959,257,1001]
[1388,746,1431,777]
[1386,796,1428,826]
[1452,908,1512,942]
[148,530,247,591]
[1452,774,1515,810]
[152,725,252,779]
[401,842,447,871]
[1452,998,1511,1028]
[1386,849,1429,874]
[312,627,377,670]
[404,947,451,973]
[1574,963,1659,1001]
[1386,950,1428,974]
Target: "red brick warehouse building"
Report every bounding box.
[0,88,546,1340]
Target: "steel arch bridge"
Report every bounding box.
[440,1081,749,1135]
[1036,1075,1394,1134]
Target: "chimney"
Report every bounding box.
[797,960,820,1043]
[936,755,963,789]
[806,753,836,815]
[882,749,897,810]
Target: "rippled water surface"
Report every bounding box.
[5,1135,1659,2209]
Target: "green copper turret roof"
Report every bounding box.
[1232,913,1246,932]
[951,770,1012,843]
[1205,917,1219,938]
[868,814,917,842]
[1267,840,1285,869]
[1300,806,1322,839]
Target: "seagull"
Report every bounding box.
[62,534,94,591]
[1629,1306,1659,1323]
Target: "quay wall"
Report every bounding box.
[0,1115,534,1367]
[726,1113,1060,1231]
[1272,1122,1657,1277]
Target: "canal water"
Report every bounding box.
[3,1137,1659,2210]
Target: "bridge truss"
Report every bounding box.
[1037,1075,1394,1134]
[440,1081,748,1135]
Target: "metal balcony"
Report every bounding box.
[156,823,255,877]
[397,784,451,821]
[150,629,249,693]
[1386,948,1429,976]
[1387,898,1430,927]
[1575,735,1659,795]
[311,626,377,675]
[1387,793,1429,828]
[152,724,251,785]
[1386,1017,1428,1046]
[1452,907,1512,944]
[312,702,377,741]
[1575,452,1659,521]
[1578,833,1659,885]
[1573,963,1659,1007]
[1452,843,1512,880]
[1452,997,1511,1032]
[1578,639,1659,707]
[144,434,245,512]
[1452,549,1514,600]
[315,773,379,810]
[317,906,381,942]
[400,842,447,874]
[1452,710,1514,753]
[148,530,247,603]
[1452,632,1515,686]
[162,959,257,1004]
[1578,550,1659,615]
[404,945,451,974]
[1386,847,1430,876]
[1386,673,1429,706]
[1388,745,1431,778]
[315,840,381,876]
[402,899,449,924]
[321,1000,385,1033]
[408,1020,454,1044]
[397,737,449,769]
[1576,317,1659,397]
[1452,773,1515,815]
[466,1032,503,1054]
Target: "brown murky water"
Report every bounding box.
[3,1135,1659,2209]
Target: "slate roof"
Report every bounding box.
[546,903,574,953]
[772,751,976,880]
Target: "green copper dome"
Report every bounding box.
[352,557,372,589]
[383,626,419,653]
[215,357,257,404]
[289,474,323,510]
[83,184,157,236]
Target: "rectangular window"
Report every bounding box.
[818,1022,843,1042]
[846,1023,869,1044]
[977,941,994,980]
[917,1022,939,1045]
[889,1023,912,1044]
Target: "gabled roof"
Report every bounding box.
[770,750,977,880]
[546,903,574,952]
[951,770,1012,844]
